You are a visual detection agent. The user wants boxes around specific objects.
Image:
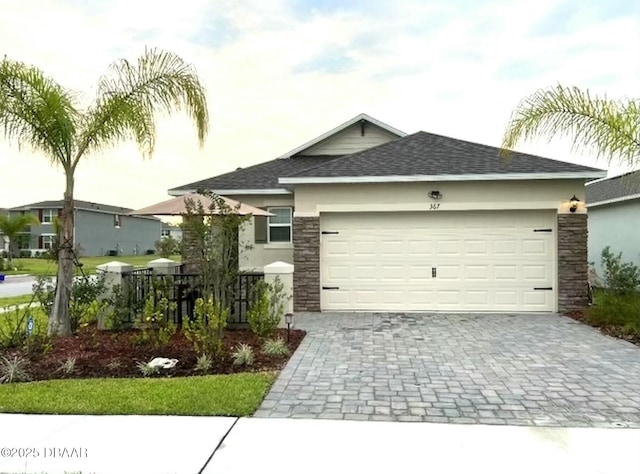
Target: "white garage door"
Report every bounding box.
[320,211,556,312]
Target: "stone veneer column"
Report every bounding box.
[557,213,588,313]
[293,216,320,312]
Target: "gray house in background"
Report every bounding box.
[8,200,161,257]
[586,170,640,283]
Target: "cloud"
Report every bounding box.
[0,0,637,210]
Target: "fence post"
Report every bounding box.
[148,258,181,275]
[95,261,134,330]
[263,261,294,327]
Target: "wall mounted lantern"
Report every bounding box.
[428,190,442,200]
[569,195,580,213]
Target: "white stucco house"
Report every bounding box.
[585,170,640,283]
[169,114,606,314]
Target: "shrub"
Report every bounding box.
[587,290,640,334]
[155,236,180,258]
[56,357,77,375]
[0,305,46,349]
[69,274,107,332]
[32,275,56,314]
[183,297,228,357]
[136,360,160,377]
[132,296,177,348]
[0,355,31,384]
[231,343,254,367]
[262,337,290,357]
[103,284,135,331]
[194,353,213,373]
[145,249,155,255]
[247,277,290,340]
[601,246,640,294]
[107,359,122,371]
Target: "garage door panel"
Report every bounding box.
[321,211,555,312]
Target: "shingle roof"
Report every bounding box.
[168,156,338,193]
[284,131,605,180]
[586,170,640,205]
[11,199,134,215]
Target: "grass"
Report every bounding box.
[0,294,37,308]
[1,254,181,276]
[0,372,276,416]
[587,288,640,335]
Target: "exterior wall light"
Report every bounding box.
[428,190,442,200]
[569,195,580,213]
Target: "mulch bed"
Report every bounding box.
[565,311,640,347]
[2,326,305,381]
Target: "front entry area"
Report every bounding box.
[320,210,556,312]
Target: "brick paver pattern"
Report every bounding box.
[254,313,640,427]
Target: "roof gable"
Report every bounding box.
[279,113,406,158]
[279,131,606,184]
[586,170,640,206]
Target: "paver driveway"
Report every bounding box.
[254,313,640,427]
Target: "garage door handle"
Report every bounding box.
[322,286,340,290]
[534,287,553,290]
[322,231,339,235]
[533,229,552,232]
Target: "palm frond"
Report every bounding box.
[0,214,39,237]
[0,57,78,167]
[501,85,640,167]
[76,47,209,163]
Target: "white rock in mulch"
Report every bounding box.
[148,357,179,369]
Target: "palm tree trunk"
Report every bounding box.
[48,173,74,336]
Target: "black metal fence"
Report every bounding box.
[122,268,264,326]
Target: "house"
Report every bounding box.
[170,113,606,313]
[8,199,162,257]
[585,170,640,282]
[0,208,8,254]
[161,222,183,241]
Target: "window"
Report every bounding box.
[41,209,55,224]
[41,235,55,250]
[267,207,292,243]
[161,229,171,238]
[114,215,121,228]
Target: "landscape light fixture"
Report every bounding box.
[569,195,580,213]
[428,190,442,200]
[285,313,293,342]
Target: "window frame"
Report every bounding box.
[267,207,293,244]
[41,209,55,224]
[41,234,55,250]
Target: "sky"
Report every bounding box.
[0,0,638,212]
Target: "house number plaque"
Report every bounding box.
[429,203,441,210]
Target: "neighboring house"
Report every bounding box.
[585,170,640,282]
[170,113,606,313]
[161,222,183,241]
[8,200,161,257]
[0,208,8,254]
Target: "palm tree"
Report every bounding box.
[0,213,39,265]
[501,85,640,166]
[0,48,209,335]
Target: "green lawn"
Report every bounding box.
[0,372,276,416]
[1,254,181,276]
[0,294,38,308]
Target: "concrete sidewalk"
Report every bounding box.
[0,414,638,474]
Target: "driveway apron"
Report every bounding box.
[254,313,640,427]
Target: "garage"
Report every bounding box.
[320,210,556,312]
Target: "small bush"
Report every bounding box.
[133,296,177,348]
[183,297,228,357]
[587,290,640,334]
[0,305,46,349]
[136,360,160,377]
[56,357,77,375]
[0,355,31,384]
[194,353,213,373]
[262,337,290,357]
[247,277,290,340]
[103,284,135,331]
[106,359,122,371]
[601,246,640,294]
[155,236,180,258]
[231,343,254,367]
